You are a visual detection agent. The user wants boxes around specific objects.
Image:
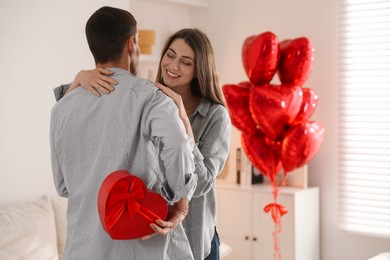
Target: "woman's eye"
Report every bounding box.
[182,60,193,66]
[166,53,175,58]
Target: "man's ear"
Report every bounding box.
[127,35,136,53]
[132,34,137,44]
[126,35,136,53]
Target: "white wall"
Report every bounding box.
[1,0,389,259]
[190,0,390,260]
[0,0,193,207]
[0,0,131,206]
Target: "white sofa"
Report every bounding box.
[0,195,67,260]
[369,253,390,260]
[0,195,231,260]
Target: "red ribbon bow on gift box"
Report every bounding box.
[98,170,168,240]
[106,177,163,231]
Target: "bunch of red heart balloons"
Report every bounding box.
[223,31,324,260]
[223,31,325,184]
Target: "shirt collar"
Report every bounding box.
[190,97,210,118]
[105,67,135,77]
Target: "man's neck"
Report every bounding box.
[97,59,128,71]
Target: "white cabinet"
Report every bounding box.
[216,183,319,260]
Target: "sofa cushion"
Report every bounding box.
[0,195,58,260]
[50,195,67,258]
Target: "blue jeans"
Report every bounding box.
[204,227,220,260]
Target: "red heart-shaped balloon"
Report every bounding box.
[281,121,324,172]
[242,31,280,85]
[295,88,318,122]
[249,84,303,140]
[98,170,168,240]
[222,82,258,135]
[278,37,314,86]
[241,133,282,181]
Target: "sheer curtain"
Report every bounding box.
[338,0,390,238]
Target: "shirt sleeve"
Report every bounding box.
[50,106,68,198]
[192,106,231,198]
[53,84,71,101]
[142,90,197,204]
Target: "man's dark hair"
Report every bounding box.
[85,6,137,64]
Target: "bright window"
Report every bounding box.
[338,0,390,238]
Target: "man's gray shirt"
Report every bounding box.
[50,68,197,260]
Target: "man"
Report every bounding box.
[50,6,197,259]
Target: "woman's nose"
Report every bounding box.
[169,59,180,70]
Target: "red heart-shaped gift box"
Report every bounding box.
[98,170,168,240]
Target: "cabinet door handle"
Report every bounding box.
[245,236,249,240]
[253,237,257,241]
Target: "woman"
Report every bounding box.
[55,28,231,260]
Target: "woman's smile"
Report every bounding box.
[166,69,180,79]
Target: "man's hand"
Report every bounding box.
[141,198,189,240]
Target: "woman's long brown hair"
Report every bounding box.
[156,28,231,179]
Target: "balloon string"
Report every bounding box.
[281,169,288,186]
[271,176,280,260]
[271,178,278,200]
[270,170,285,260]
[274,183,282,260]
[273,216,282,260]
